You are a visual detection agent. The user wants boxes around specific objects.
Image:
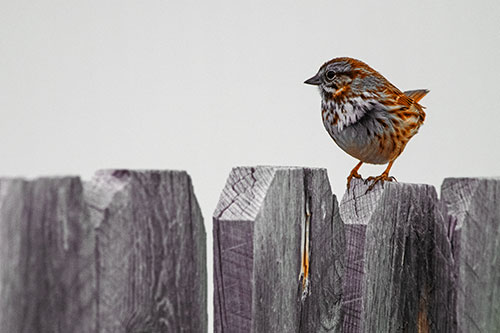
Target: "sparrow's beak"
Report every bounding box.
[304,74,321,85]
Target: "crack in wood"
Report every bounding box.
[300,195,311,300]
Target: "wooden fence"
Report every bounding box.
[0,170,206,332]
[213,167,499,333]
[0,167,498,332]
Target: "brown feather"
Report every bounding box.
[404,89,430,103]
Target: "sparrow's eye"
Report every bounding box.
[326,71,335,80]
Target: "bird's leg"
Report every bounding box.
[347,161,364,191]
[365,160,397,192]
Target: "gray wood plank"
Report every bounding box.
[85,170,207,332]
[362,181,437,332]
[441,178,500,332]
[430,198,457,333]
[298,168,345,333]
[339,179,385,333]
[0,170,207,333]
[340,178,454,332]
[213,166,344,333]
[0,177,95,333]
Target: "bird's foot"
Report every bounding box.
[347,170,363,192]
[364,173,397,192]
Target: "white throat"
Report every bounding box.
[321,97,375,130]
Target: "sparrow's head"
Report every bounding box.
[304,57,385,101]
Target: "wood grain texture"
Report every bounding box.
[341,179,454,332]
[0,170,206,333]
[213,166,344,333]
[85,170,207,332]
[0,177,95,333]
[361,181,437,332]
[441,178,500,332]
[339,179,385,332]
[429,197,456,333]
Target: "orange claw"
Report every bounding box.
[347,161,364,191]
[364,160,397,192]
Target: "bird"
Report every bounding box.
[304,57,429,191]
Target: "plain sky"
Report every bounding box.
[2,0,500,329]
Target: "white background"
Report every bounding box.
[2,0,500,329]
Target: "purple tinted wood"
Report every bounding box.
[339,178,385,332]
[213,167,274,333]
[362,182,438,332]
[85,170,207,332]
[0,177,95,333]
[0,170,207,332]
[340,179,454,332]
[213,166,344,333]
[441,178,500,332]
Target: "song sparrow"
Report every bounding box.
[305,57,429,191]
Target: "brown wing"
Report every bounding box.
[380,88,428,160]
[382,88,427,122]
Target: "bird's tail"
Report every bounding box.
[404,89,430,103]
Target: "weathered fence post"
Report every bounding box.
[441,178,500,332]
[340,178,455,332]
[86,170,207,332]
[0,177,95,332]
[339,179,384,332]
[0,170,207,332]
[213,166,344,332]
